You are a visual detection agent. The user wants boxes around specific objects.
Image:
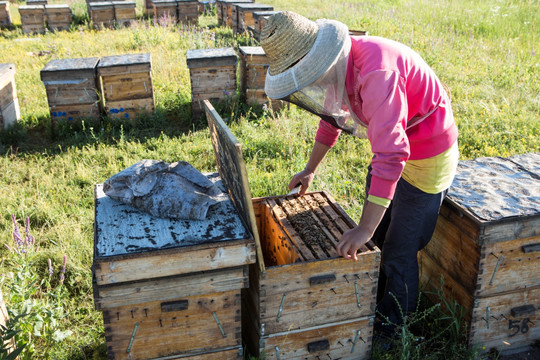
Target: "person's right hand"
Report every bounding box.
[288,168,315,196]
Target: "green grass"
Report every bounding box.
[0,0,539,358]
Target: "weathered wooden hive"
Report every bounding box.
[0,1,12,27]
[419,153,540,354]
[40,57,101,128]
[152,0,178,23]
[220,0,251,28]
[112,1,136,26]
[251,10,277,40]
[97,53,155,120]
[186,47,237,119]
[18,5,45,34]
[93,174,256,359]
[238,45,281,110]
[234,3,273,34]
[204,100,381,360]
[89,1,115,29]
[176,0,198,24]
[0,63,20,130]
[45,4,72,31]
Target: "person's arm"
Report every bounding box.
[336,200,386,260]
[288,141,331,195]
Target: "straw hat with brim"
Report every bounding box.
[261,11,349,99]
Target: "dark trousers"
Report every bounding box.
[366,167,447,327]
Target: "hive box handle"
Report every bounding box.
[309,274,336,286]
[161,299,189,312]
[307,339,330,353]
[510,304,535,317]
[522,243,540,253]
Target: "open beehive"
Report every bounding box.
[234,2,273,34]
[419,153,540,354]
[204,100,380,360]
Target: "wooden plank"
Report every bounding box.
[104,97,154,119]
[259,199,300,266]
[469,286,540,352]
[0,78,16,109]
[94,266,248,309]
[44,78,100,105]
[19,5,45,24]
[167,347,243,359]
[0,100,20,129]
[190,67,237,93]
[266,198,314,261]
[40,57,99,81]
[256,255,379,334]
[204,99,265,272]
[257,317,373,360]
[49,102,101,122]
[100,72,153,101]
[186,47,237,69]
[475,235,540,297]
[103,289,241,359]
[0,2,12,27]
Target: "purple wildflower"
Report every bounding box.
[12,214,23,248]
[24,217,34,246]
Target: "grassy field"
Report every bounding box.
[0,0,539,359]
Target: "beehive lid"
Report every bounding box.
[45,4,70,10]
[238,46,265,57]
[176,0,198,3]
[220,0,252,4]
[186,47,237,68]
[253,10,277,17]
[447,153,540,223]
[40,57,99,82]
[112,1,135,7]
[18,5,44,10]
[88,1,114,9]
[236,3,273,11]
[94,177,251,258]
[98,53,151,69]
[152,0,177,6]
[0,63,15,83]
[0,1,9,7]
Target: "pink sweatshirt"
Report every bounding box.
[316,36,458,200]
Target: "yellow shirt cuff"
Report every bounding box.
[367,194,391,208]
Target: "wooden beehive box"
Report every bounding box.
[93,171,256,359]
[251,10,277,40]
[152,0,178,23]
[112,1,136,26]
[204,100,381,360]
[97,53,154,120]
[0,1,12,27]
[419,153,540,354]
[45,4,72,31]
[89,1,115,29]
[19,5,45,34]
[220,0,251,28]
[186,47,237,119]
[40,57,101,128]
[234,3,273,34]
[176,0,198,24]
[0,63,20,130]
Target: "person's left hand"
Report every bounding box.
[336,226,372,261]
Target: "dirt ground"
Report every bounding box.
[487,344,540,360]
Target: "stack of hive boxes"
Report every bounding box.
[18,4,45,34]
[45,4,72,31]
[40,57,101,128]
[88,2,115,29]
[0,1,12,27]
[0,63,21,130]
[112,1,136,26]
[186,47,237,119]
[233,2,273,34]
[218,0,251,28]
[238,45,278,109]
[152,0,177,23]
[176,0,198,24]
[93,173,257,359]
[419,154,540,354]
[97,53,154,120]
[204,100,381,360]
[250,10,276,40]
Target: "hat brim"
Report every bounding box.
[264,19,349,99]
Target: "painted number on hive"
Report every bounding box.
[508,318,531,337]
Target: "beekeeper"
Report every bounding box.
[260,11,459,339]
